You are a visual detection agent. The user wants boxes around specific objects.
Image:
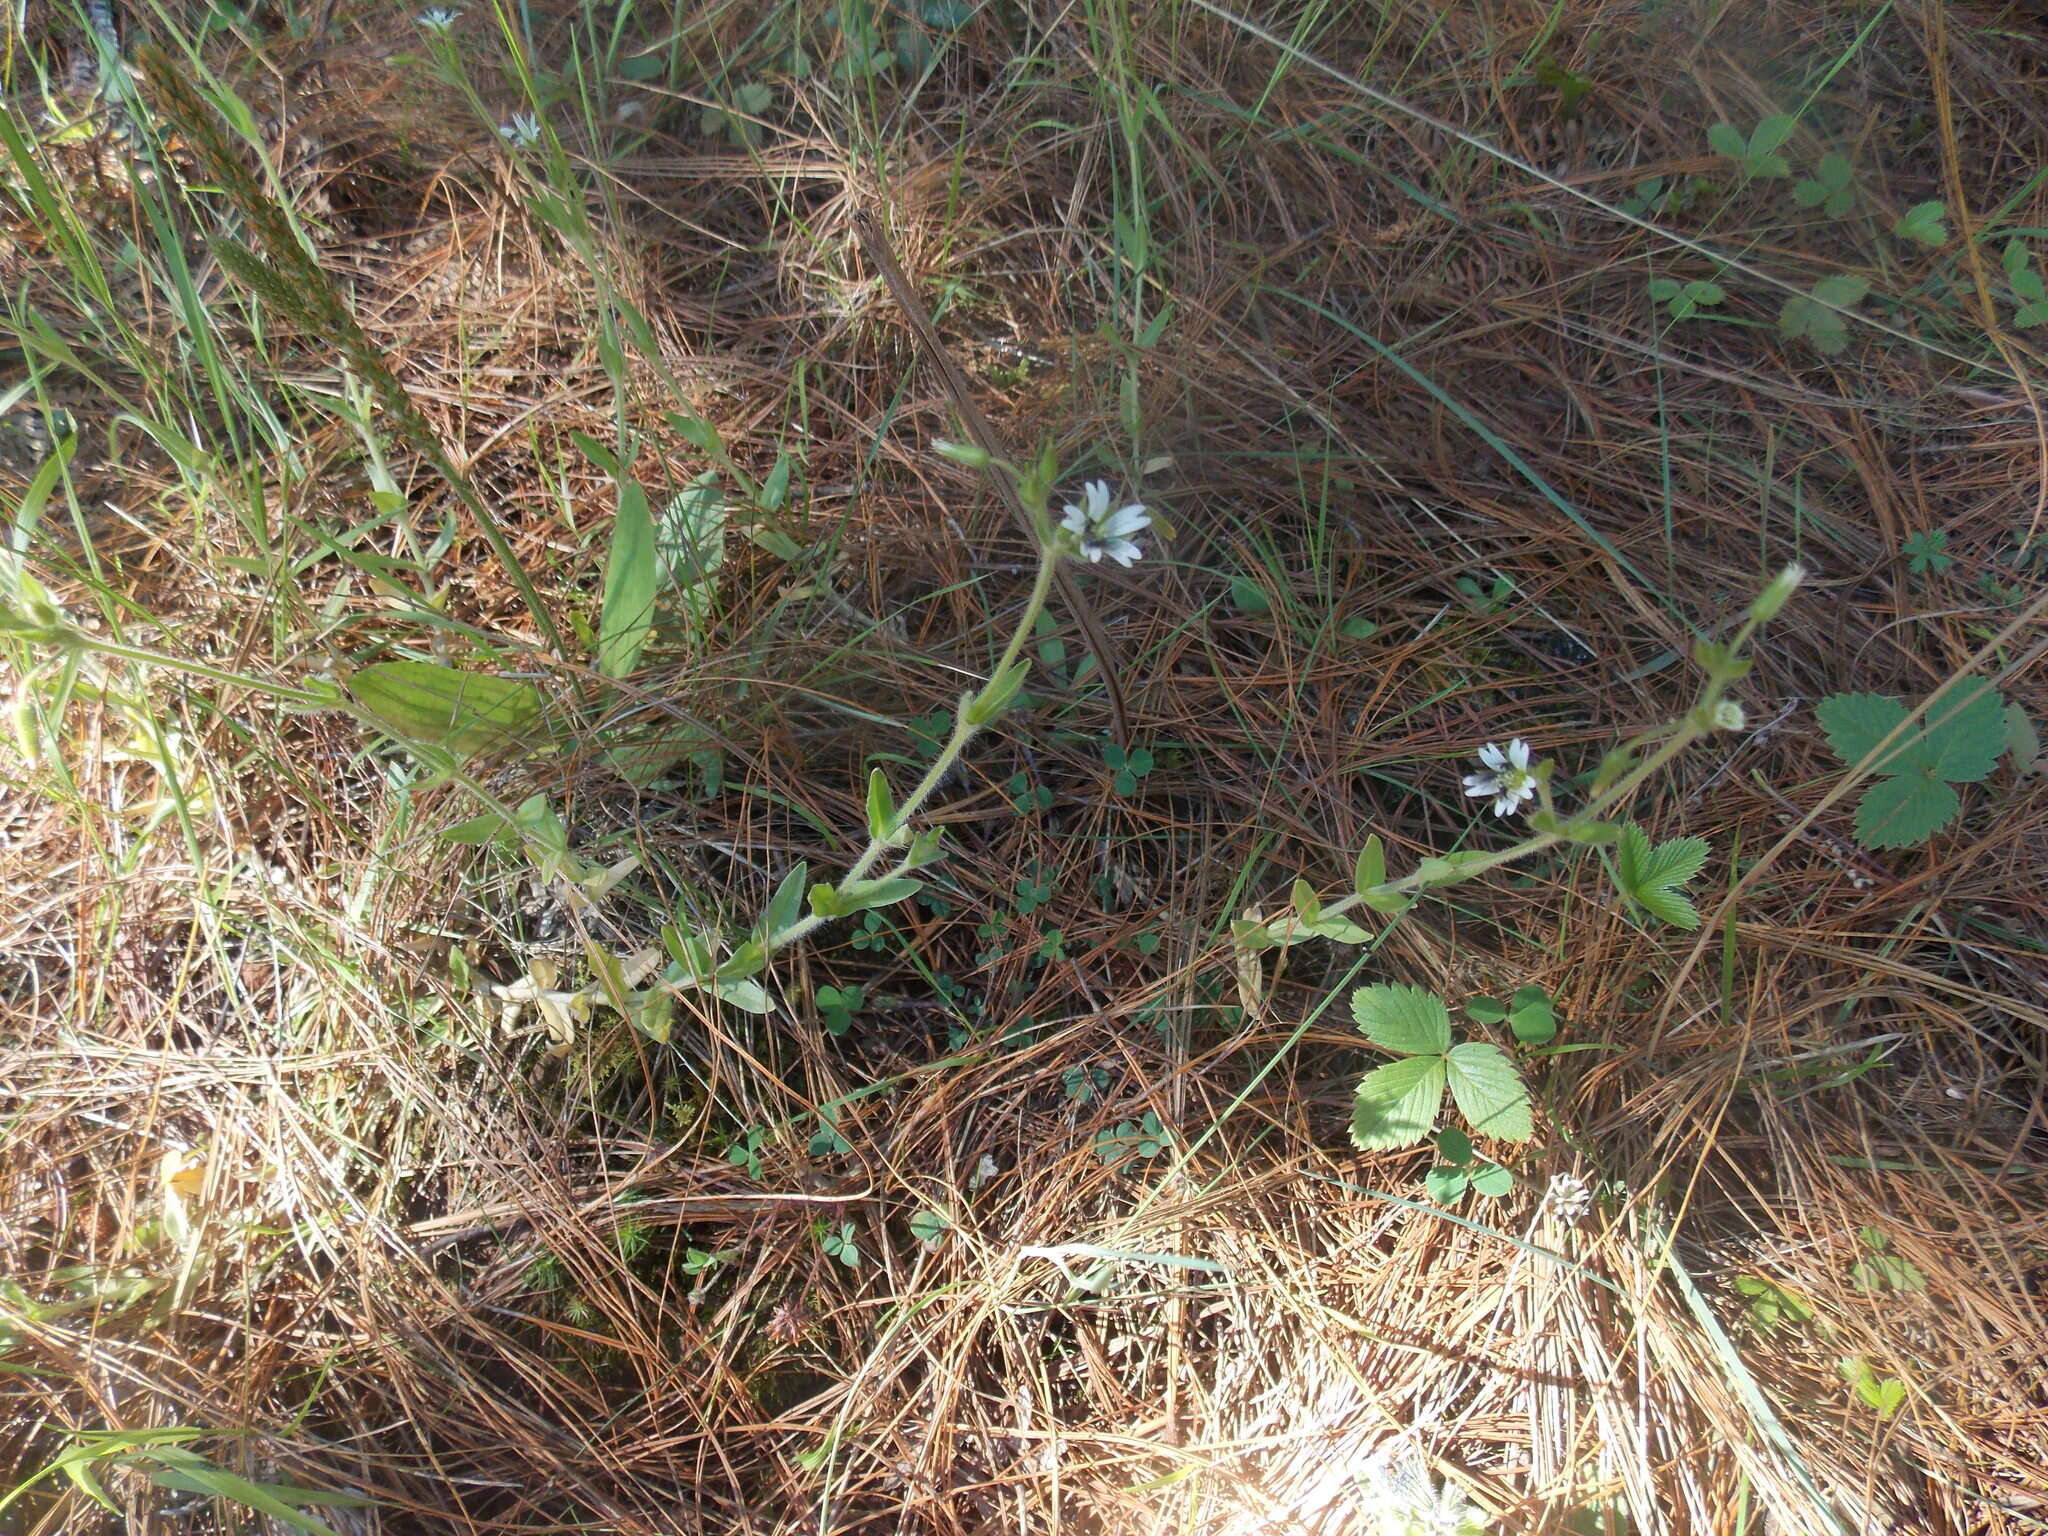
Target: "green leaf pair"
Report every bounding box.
[1465,984,1559,1046]
[1349,984,1533,1151]
[1647,276,1726,321]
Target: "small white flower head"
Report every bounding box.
[1462,738,1539,819]
[498,112,543,148]
[1359,1444,1490,1536]
[1058,479,1149,567]
[1711,698,1747,732]
[416,6,459,30]
[1544,1172,1593,1227]
[932,437,991,469]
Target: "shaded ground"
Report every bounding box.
[3,0,2047,1531]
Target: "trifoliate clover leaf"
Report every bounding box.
[1507,984,1559,1045]
[1444,1042,1534,1142]
[1351,983,1452,1055]
[1614,823,1710,930]
[1351,1055,1447,1150]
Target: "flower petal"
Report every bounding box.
[1100,503,1150,538]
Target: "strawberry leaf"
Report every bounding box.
[1351,1056,1447,1150]
[1853,775,1960,848]
[1444,1042,1533,1142]
[1350,983,1452,1055]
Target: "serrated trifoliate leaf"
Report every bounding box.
[350,661,545,758]
[1444,1042,1534,1142]
[762,861,809,940]
[1893,200,1948,248]
[1853,775,1959,849]
[866,767,899,841]
[1634,834,1709,889]
[598,479,656,678]
[1817,692,1912,766]
[1616,823,1707,929]
[1350,1055,1446,1150]
[1351,983,1453,1055]
[1354,834,1386,896]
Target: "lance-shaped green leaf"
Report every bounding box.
[1353,834,1386,896]
[598,478,656,677]
[963,659,1031,726]
[760,862,809,941]
[349,660,545,758]
[866,767,900,842]
[837,875,921,913]
[901,827,947,871]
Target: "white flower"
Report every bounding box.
[1711,698,1747,732]
[498,112,543,147]
[1360,1444,1491,1536]
[1462,738,1538,818]
[416,6,459,30]
[1544,1172,1593,1226]
[1058,480,1149,567]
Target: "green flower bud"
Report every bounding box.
[1748,563,1805,623]
[932,438,990,469]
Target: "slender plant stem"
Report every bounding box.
[759,539,1065,956]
